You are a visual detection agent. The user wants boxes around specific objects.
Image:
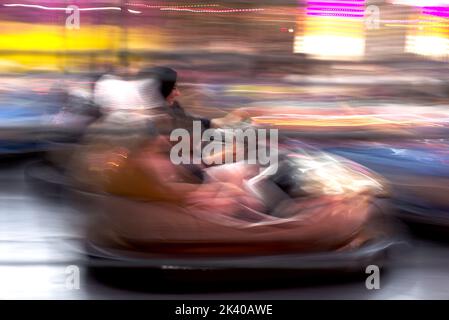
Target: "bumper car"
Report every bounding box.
[73,137,400,279]
[0,89,61,155]
[227,106,449,234]
[320,140,449,232]
[0,74,100,157]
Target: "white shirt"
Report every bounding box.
[94,74,165,112]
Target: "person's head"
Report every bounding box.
[138,66,180,106]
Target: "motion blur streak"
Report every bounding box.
[2,0,449,300]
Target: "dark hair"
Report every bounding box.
[138,66,177,98]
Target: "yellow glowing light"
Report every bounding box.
[107,162,120,167]
[0,22,120,51]
[0,20,165,71]
[251,114,444,129]
[294,15,365,59]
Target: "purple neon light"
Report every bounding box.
[422,10,449,18]
[421,6,449,18]
[307,1,365,8]
[307,12,365,17]
[307,8,365,12]
[307,0,365,2]
[306,0,366,18]
[422,6,449,11]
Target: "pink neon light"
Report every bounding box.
[422,10,449,18]
[307,12,365,17]
[422,6,449,11]
[421,5,449,18]
[307,7,365,12]
[306,0,366,18]
[307,1,364,6]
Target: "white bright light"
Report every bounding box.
[4,3,122,11]
[4,3,141,13]
[294,35,365,58]
[406,35,449,57]
[390,0,449,6]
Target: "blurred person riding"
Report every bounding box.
[139,66,251,167]
[139,66,250,133]
[72,66,390,256]
[134,66,206,134]
[70,65,264,218]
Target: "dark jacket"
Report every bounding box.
[152,101,211,134]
